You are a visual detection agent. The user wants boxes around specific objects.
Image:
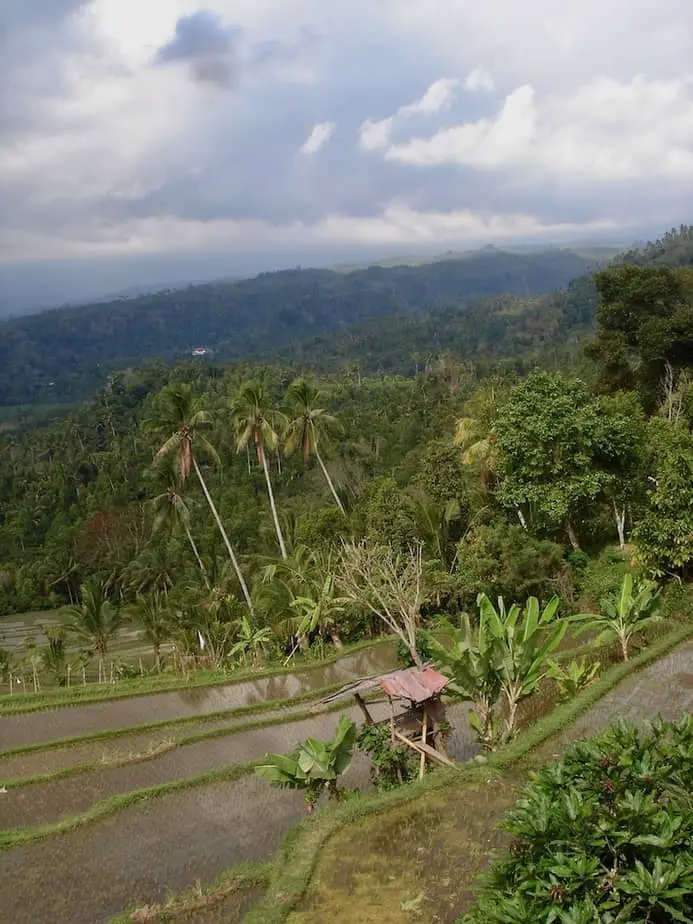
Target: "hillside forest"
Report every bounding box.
[0,228,692,690]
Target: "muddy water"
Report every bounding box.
[0,702,317,782]
[532,640,693,765]
[0,774,308,924]
[0,702,475,830]
[0,644,398,750]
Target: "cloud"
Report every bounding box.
[464,66,494,92]
[385,76,693,183]
[297,121,335,155]
[3,0,693,300]
[359,76,459,151]
[156,9,242,86]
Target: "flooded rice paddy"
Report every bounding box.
[0,640,690,923]
[0,643,398,749]
[0,702,475,830]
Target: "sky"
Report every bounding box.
[2,0,693,311]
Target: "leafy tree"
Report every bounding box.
[231,380,288,559]
[146,383,253,613]
[284,379,345,515]
[463,717,693,924]
[573,572,662,662]
[633,419,693,578]
[494,372,611,549]
[256,715,357,811]
[589,263,693,404]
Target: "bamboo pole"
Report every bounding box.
[392,729,456,769]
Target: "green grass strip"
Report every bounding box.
[243,621,693,924]
[0,636,394,715]
[0,679,356,761]
[108,862,271,923]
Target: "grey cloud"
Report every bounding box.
[156,10,242,87]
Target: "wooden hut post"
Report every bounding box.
[354,693,374,725]
[419,704,428,779]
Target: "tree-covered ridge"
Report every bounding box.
[0,248,593,405]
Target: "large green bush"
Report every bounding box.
[462,717,693,923]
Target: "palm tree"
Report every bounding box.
[284,379,346,515]
[63,580,124,681]
[146,384,253,615]
[150,454,210,589]
[231,380,288,559]
[130,593,170,671]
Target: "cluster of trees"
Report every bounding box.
[0,248,593,404]
[0,230,691,685]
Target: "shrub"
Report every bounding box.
[462,717,693,923]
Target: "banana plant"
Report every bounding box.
[478,593,567,743]
[424,613,503,750]
[255,715,357,811]
[572,573,662,662]
[547,657,600,701]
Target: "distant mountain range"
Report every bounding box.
[0,247,598,406]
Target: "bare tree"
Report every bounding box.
[338,541,427,668]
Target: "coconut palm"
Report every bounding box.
[284,379,346,515]
[231,380,288,559]
[150,454,210,589]
[130,592,171,671]
[146,384,253,614]
[63,580,124,680]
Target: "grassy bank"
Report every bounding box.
[0,636,394,715]
[109,863,271,923]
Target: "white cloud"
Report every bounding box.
[359,77,458,151]
[0,206,619,263]
[297,121,335,155]
[464,66,494,92]
[385,76,693,182]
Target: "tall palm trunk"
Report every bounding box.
[183,521,210,590]
[193,458,254,615]
[258,442,287,559]
[316,450,346,516]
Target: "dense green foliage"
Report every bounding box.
[0,248,593,404]
[0,227,691,692]
[462,717,693,923]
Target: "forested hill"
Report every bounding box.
[0,248,593,405]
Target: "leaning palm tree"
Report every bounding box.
[231,380,288,559]
[284,379,346,515]
[63,580,124,681]
[150,454,210,589]
[146,384,253,615]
